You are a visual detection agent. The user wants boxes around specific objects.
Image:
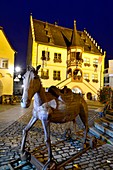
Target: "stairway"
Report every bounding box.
[89,110,113,145]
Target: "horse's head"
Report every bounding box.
[21,65,41,108]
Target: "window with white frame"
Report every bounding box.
[0,58,8,69]
[93,58,98,67]
[92,74,98,83]
[84,58,90,66]
[53,70,61,80]
[84,73,90,82]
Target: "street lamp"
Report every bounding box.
[14,66,21,82]
[15,66,21,73]
[14,66,23,95]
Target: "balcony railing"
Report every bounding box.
[72,75,82,82]
[53,58,62,63]
[41,56,50,61]
[85,78,90,82]
[92,79,98,83]
[84,63,90,67]
[53,77,61,80]
[93,64,98,68]
[41,75,49,79]
[67,59,83,67]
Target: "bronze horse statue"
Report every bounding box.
[20,65,88,169]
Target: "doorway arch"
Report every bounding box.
[72,86,83,94]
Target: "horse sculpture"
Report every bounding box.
[20,65,88,169]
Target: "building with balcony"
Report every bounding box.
[27,15,106,100]
[0,26,16,103]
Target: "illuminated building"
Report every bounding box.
[27,15,106,99]
[0,27,15,103]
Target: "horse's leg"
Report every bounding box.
[21,116,37,154]
[41,119,53,169]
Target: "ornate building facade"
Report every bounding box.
[0,27,15,103]
[27,15,106,100]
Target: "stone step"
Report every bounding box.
[106,110,113,115]
[100,117,113,129]
[94,119,113,138]
[105,114,113,121]
[89,126,113,145]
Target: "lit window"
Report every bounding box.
[54,53,62,63]
[104,77,109,83]
[0,59,8,69]
[53,70,61,80]
[84,73,90,82]
[84,58,90,63]
[84,73,89,79]
[92,74,98,83]
[84,58,90,66]
[93,58,98,67]
[41,51,50,61]
[41,69,49,79]
[70,52,75,61]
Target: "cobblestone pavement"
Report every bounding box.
[0,102,113,169]
[0,103,32,133]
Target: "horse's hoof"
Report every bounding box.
[20,151,31,161]
[43,160,57,170]
[64,128,72,140]
[90,136,97,148]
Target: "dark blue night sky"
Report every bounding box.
[0,0,113,68]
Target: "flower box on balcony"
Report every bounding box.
[53,59,62,63]
[93,64,98,68]
[92,79,98,83]
[41,75,49,79]
[84,63,90,67]
[85,79,90,82]
[53,77,57,80]
[41,56,50,61]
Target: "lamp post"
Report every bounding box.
[14,66,22,95]
[14,66,21,82]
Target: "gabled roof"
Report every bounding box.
[33,19,72,47]
[0,26,16,52]
[32,18,102,54]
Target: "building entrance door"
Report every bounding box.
[72,87,82,94]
